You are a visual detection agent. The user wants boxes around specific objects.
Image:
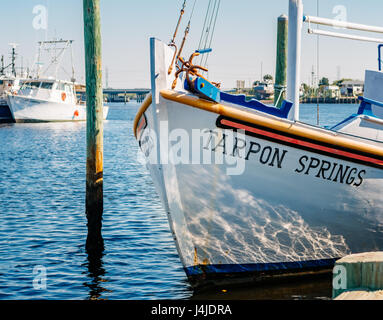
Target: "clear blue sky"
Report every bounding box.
[0,0,382,89]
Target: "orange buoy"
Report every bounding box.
[74,110,79,117]
[61,92,66,101]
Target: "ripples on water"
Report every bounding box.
[0,103,190,300]
[0,103,358,300]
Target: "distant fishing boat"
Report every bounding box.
[7,39,108,123]
[7,78,108,122]
[0,76,24,122]
[134,0,383,289]
[0,76,14,121]
[253,80,275,100]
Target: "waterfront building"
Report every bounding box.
[340,80,364,97]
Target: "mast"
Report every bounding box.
[0,55,4,76]
[8,43,19,77]
[11,47,16,76]
[287,0,303,121]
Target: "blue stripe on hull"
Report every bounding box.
[184,258,338,276]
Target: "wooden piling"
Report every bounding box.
[83,0,104,252]
[274,14,288,108]
[333,252,383,300]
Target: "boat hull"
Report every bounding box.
[7,94,109,122]
[137,94,383,288]
[0,100,13,122]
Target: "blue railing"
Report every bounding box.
[357,96,383,117]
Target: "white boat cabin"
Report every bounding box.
[332,70,383,142]
[17,79,77,105]
[0,77,24,104]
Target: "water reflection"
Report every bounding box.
[83,246,111,300]
[191,273,333,300]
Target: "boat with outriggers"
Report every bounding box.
[0,44,28,122]
[134,0,383,289]
[7,78,108,122]
[6,39,108,123]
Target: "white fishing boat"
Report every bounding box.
[0,76,24,122]
[7,78,108,122]
[253,80,274,100]
[1,77,17,100]
[134,0,383,289]
[0,44,28,121]
[7,40,109,122]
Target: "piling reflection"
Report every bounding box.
[83,246,110,300]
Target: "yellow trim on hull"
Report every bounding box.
[133,93,152,138]
[159,89,383,158]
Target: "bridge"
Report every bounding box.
[103,88,150,103]
[75,87,150,103]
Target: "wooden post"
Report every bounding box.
[83,0,104,252]
[333,252,383,300]
[274,14,288,108]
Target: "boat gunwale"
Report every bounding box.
[7,93,109,122]
[133,92,152,138]
[7,92,79,106]
[7,92,109,109]
[149,89,383,159]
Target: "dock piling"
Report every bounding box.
[333,252,383,300]
[274,14,288,108]
[83,0,104,252]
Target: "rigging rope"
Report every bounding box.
[168,0,197,75]
[197,0,221,72]
[175,0,197,67]
[168,0,220,90]
[188,0,198,23]
[202,0,220,69]
[169,0,187,46]
[316,0,320,126]
[168,1,187,74]
[197,0,213,50]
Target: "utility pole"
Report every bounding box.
[260,61,263,81]
[83,0,104,252]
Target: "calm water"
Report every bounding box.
[0,102,359,300]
